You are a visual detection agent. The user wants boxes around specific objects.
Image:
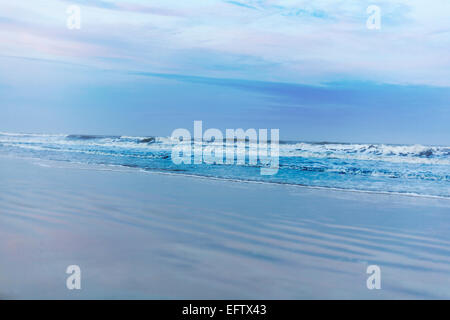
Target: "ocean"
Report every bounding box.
[0,132,449,198]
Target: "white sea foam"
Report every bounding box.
[1,132,448,165]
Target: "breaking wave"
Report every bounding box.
[1,132,449,198]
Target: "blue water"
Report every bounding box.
[0,132,449,198]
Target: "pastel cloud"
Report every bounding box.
[0,0,449,86]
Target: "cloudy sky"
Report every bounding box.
[0,0,449,144]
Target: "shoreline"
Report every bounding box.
[3,154,450,201]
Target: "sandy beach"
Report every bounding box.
[1,156,450,299]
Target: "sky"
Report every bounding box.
[0,0,449,144]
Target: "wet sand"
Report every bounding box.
[1,156,450,299]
